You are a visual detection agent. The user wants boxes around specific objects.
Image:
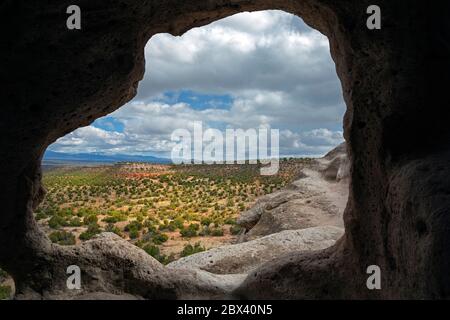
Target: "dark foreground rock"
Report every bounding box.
[2,0,450,299]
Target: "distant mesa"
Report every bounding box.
[43,150,171,165]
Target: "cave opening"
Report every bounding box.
[34,10,348,282]
[1,1,375,299]
[2,0,447,301]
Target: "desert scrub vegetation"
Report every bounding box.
[36,160,307,259]
[49,230,76,245]
[140,243,175,264]
[180,242,206,257]
[0,268,12,300]
[0,285,11,300]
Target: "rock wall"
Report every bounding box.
[1,0,450,299]
[237,148,349,241]
[319,143,350,181]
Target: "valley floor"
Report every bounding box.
[1,145,349,299]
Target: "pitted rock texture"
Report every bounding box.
[168,226,344,274]
[237,145,348,241]
[237,189,302,231]
[14,233,246,300]
[318,143,350,182]
[1,0,450,299]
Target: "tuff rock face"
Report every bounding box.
[1,0,450,299]
[319,142,350,182]
[237,145,348,241]
[168,226,344,274]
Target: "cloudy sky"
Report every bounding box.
[49,10,345,159]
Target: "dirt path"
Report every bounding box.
[238,155,349,240]
[291,166,348,228]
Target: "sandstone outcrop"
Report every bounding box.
[237,145,349,241]
[168,226,344,274]
[318,143,350,182]
[15,232,246,300]
[1,0,449,299]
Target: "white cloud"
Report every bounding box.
[52,127,126,153]
[49,10,345,158]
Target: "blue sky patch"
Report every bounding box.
[92,117,125,133]
[158,90,233,110]
[47,11,345,158]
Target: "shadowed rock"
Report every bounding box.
[1,0,450,300]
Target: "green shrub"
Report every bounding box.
[158,222,169,232]
[164,253,176,265]
[103,215,124,223]
[173,217,184,229]
[48,215,66,229]
[180,228,196,238]
[69,217,83,227]
[124,220,143,232]
[211,228,224,237]
[49,230,76,245]
[224,217,236,225]
[180,242,205,257]
[83,214,98,225]
[105,223,123,237]
[0,285,11,300]
[230,225,242,235]
[79,223,101,241]
[189,223,200,231]
[136,213,144,223]
[200,217,212,226]
[142,244,173,264]
[198,226,211,236]
[129,229,139,239]
[166,221,177,232]
[143,244,160,257]
[180,223,200,238]
[152,232,168,245]
[35,211,47,220]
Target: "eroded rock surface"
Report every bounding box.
[2,0,450,300]
[168,226,344,274]
[318,142,350,182]
[166,145,347,282]
[15,232,247,300]
[238,145,349,241]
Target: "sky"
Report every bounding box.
[49,10,345,159]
